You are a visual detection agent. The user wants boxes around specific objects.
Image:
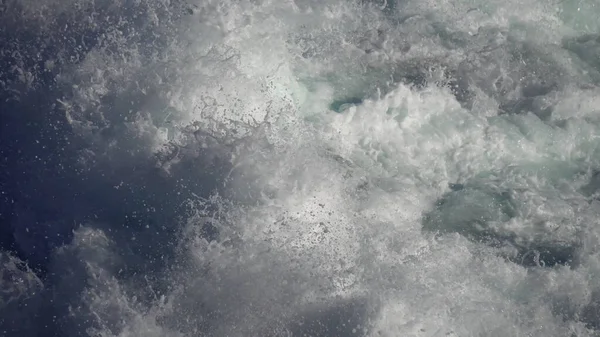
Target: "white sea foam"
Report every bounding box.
[2,0,600,336]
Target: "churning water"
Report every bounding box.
[1,0,600,336]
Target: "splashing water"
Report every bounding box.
[2,0,600,336]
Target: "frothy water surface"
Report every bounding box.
[2,0,600,336]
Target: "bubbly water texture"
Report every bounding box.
[2,0,600,336]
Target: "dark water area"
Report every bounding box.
[0,5,220,335]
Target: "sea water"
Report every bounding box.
[1,0,600,336]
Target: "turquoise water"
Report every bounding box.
[1,0,600,336]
